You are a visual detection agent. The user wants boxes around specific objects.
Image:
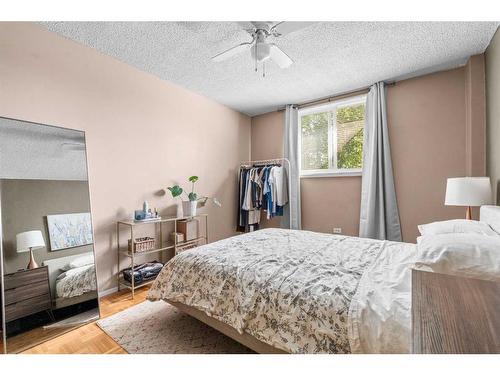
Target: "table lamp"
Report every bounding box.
[16,230,45,269]
[445,177,492,219]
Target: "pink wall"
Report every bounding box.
[0,23,251,292]
[387,66,481,241]
[251,61,486,242]
[465,54,487,176]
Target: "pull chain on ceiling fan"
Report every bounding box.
[211,21,314,77]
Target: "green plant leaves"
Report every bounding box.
[168,176,199,200]
[167,185,183,198]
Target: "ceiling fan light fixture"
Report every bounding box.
[212,22,314,73]
[251,42,271,62]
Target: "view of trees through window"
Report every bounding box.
[300,100,365,173]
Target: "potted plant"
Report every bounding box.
[167,185,184,218]
[167,175,221,217]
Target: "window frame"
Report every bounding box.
[298,94,367,178]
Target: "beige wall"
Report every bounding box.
[387,66,478,241]
[0,23,251,291]
[465,54,487,176]
[486,28,500,203]
[1,179,93,274]
[250,111,285,228]
[251,60,486,242]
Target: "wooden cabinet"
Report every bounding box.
[412,269,500,354]
[3,267,52,323]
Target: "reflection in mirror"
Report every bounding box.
[0,117,99,353]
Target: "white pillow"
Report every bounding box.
[415,233,500,281]
[417,219,498,236]
[61,253,95,271]
[479,205,500,234]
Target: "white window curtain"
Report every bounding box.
[282,104,301,230]
[359,82,402,241]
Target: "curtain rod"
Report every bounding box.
[277,81,396,112]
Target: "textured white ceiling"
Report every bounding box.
[41,22,499,116]
[0,117,88,181]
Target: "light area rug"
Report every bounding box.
[97,300,254,354]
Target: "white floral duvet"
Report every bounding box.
[56,264,97,299]
[148,228,417,353]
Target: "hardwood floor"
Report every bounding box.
[12,288,149,354]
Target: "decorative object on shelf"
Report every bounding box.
[134,201,161,222]
[128,237,156,253]
[46,212,93,251]
[177,219,199,241]
[445,177,492,219]
[134,210,145,220]
[189,199,198,217]
[167,175,222,217]
[176,201,183,218]
[170,232,184,244]
[16,230,46,269]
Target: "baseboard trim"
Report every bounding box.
[99,287,118,298]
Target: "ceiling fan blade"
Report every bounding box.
[271,22,315,36]
[269,44,293,68]
[211,42,252,62]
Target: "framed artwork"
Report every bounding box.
[46,212,94,251]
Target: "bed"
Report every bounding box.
[43,252,98,309]
[147,206,500,354]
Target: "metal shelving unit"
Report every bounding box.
[117,214,208,298]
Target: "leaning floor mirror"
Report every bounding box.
[0,117,100,353]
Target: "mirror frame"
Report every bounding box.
[1,188,6,354]
[0,116,101,353]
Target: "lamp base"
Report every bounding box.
[27,247,39,269]
[465,206,472,220]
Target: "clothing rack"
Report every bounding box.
[238,158,292,229]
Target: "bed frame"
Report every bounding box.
[166,299,287,354]
[43,253,98,309]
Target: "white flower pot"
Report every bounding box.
[189,200,197,216]
[176,200,184,218]
[182,200,197,217]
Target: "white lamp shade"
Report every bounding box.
[16,230,45,253]
[445,177,492,207]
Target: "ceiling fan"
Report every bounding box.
[211,21,314,76]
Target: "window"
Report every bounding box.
[299,95,366,177]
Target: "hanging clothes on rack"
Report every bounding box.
[237,159,289,232]
[268,164,288,219]
[242,167,261,226]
